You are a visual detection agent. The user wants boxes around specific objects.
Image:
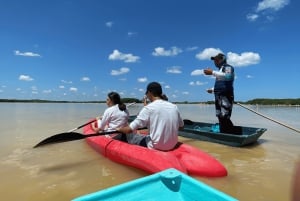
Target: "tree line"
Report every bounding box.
[1,98,300,105]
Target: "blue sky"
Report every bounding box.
[0,0,299,102]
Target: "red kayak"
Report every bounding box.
[83,119,227,177]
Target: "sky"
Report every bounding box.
[0,0,299,102]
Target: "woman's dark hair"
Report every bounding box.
[108,92,127,111]
[161,94,168,101]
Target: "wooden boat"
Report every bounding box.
[83,119,227,177]
[180,120,267,147]
[72,168,237,201]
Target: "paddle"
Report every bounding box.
[33,130,122,148]
[236,102,300,134]
[183,119,194,125]
[33,102,138,148]
[67,119,97,132]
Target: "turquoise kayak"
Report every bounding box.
[72,168,238,201]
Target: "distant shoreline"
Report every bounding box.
[1,98,300,106]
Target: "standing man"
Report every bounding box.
[117,82,184,151]
[204,53,235,134]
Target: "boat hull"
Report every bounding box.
[72,168,237,201]
[83,119,227,177]
[180,120,267,147]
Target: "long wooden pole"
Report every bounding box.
[236,102,300,134]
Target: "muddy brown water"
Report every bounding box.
[0,103,299,201]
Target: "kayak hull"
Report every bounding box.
[72,168,237,201]
[83,119,227,177]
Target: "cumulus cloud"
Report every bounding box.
[246,14,259,21]
[19,75,34,81]
[227,52,261,67]
[109,49,140,63]
[256,0,290,12]
[69,87,78,92]
[247,0,290,22]
[137,77,147,83]
[80,77,90,81]
[111,67,130,76]
[195,48,260,67]
[14,50,41,57]
[152,46,183,56]
[166,66,182,74]
[195,48,223,60]
[191,69,204,76]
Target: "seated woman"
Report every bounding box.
[92,92,129,141]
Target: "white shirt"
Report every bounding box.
[99,104,129,130]
[129,99,184,151]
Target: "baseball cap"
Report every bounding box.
[211,53,226,61]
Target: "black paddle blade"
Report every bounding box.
[33,132,87,148]
[183,119,194,125]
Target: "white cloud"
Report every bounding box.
[61,80,72,84]
[111,67,130,76]
[105,21,113,28]
[137,77,147,83]
[128,32,137,37]
[256,0,290,12]
[186,46,198,51]
[19,75,34,81]
[31,86,37,91]
[247,0,290,22]
[59,85,65,89]
[108,49,140,63]
[195,49,260,67]
[80,77,90,81]
[14,50,41,57]
[69,87,78,92]
[195,48,223,60]
[189,81,206,86]
[246,13,259,21]
[43,89,52,94]
[191,69,204,76]
[166,66,182,74]
[227,52,261,67]
[152,47,183,56]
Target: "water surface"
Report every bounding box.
[0,103,299,201]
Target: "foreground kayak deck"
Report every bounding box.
[180,120,267,147]
[83,119,227,177]
[72,168,238,201]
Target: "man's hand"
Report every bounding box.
[206,88,214,94]
[204,68,213,75]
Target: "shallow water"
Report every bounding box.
[0,103,299,201]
